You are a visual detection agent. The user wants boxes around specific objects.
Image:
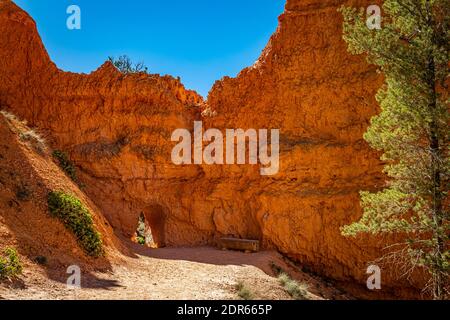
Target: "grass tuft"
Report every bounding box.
[277,272,309,300]
[271,262,310,300]
[1,111,19,122]
[235,281,254,300]
[1,111,47,154]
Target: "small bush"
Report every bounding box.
[15,183,31,201]
[0,110,18,122]
[2,111,47,154]
[277,272,309,300]
[34,256,47,265]
[135,213,150,246]
[52,150,77,182]
[277,272,290,286]
[47,191,103,257]
[270,261,283,275]
[1,111,46,154]
[236,281,254,300]
[137,236,146,245]
[0,247,23,280]
[108,55,148,74]
[19,129,47,153]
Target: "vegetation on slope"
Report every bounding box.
[271,262,309,300]
[52,150,78,183]
[235,281,254,300]
[0,247,22,280]
[47,191,103,257]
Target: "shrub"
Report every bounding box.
[235,281,254,300]
[52,150,77,182]
[277,272,309,300]
[1,111,47,154]
[271,262,309,300]
[277,272,290,286]
[19,129,47,154]
[34,256,47,265]
[108,55,148,74]
[137,236,146,245]
[0,110,19,122]
[270,261,283,275]
[15,183,31,201]
[47,191,103,257]
[135,213,148,246]
[0,247,23,280]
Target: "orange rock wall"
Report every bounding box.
[202,0,398,297]
[0,0,422,297]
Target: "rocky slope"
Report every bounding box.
[0,0,424,298]
[0,111,126,274]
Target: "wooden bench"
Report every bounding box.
[218,237,260,252]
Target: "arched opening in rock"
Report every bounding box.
[134,213,151,246]
[133,205,167,248]
[138,204,166,248]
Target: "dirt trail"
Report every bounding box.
[0,246,350,300]
[0,112,350,300]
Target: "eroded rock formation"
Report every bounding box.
[0,0,423,297]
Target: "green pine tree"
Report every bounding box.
[339,0,449,299]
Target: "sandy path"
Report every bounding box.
[0,246,348,300]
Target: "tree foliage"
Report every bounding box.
[340,0,449,299]
[108,55,148,74]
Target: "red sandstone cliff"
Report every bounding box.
[0,0,425,298]
[203,0,395,297]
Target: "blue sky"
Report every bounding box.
[14,0,284,97]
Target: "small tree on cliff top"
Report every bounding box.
[108,55,148,74]
[339,0,449,299]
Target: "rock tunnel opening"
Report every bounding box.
[134,204,167,248]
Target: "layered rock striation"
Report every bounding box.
[0,0,422,297]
